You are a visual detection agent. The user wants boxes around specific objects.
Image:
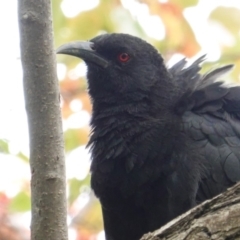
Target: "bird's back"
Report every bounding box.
[170,57,240,203]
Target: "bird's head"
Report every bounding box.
[57,33,170,102]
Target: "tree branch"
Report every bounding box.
[141,183,240,240]
[18,0,68,239]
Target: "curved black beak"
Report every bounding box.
[56,41,109,68]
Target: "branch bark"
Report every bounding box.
[18,0,68,239]
[141,183,240,240]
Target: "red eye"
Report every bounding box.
[118,53,130,62]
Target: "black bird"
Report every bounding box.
[57,33,240,240]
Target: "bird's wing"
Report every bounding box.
[169,57,240,202]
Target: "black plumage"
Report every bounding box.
[57,33,240,240]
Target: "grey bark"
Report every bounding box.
[141,182,240,240]
[18,0,68,239]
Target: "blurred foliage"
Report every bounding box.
[16,152,29,163]
[209,6,240,80]
[0,193,26,240]
[65,128,89,151]
[2,0,240,239]
[142,0,201,56]
[68,175,90,204]
[0,139,9,154]
[9,192,31,213]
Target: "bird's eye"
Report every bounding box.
[118,53,130,63]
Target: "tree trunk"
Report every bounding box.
[141,182,240,240]
[18,0,68,239]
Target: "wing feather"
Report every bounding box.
[169,57,240,202]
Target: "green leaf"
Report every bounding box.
[170,0,198,8]
[0,139,9,153]
[64,128,89,152]
[209,7,240,37]
[9,191,31,212]
[68,175,91,204]
[17,152,29,162]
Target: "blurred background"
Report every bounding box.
[0,0,240,239]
